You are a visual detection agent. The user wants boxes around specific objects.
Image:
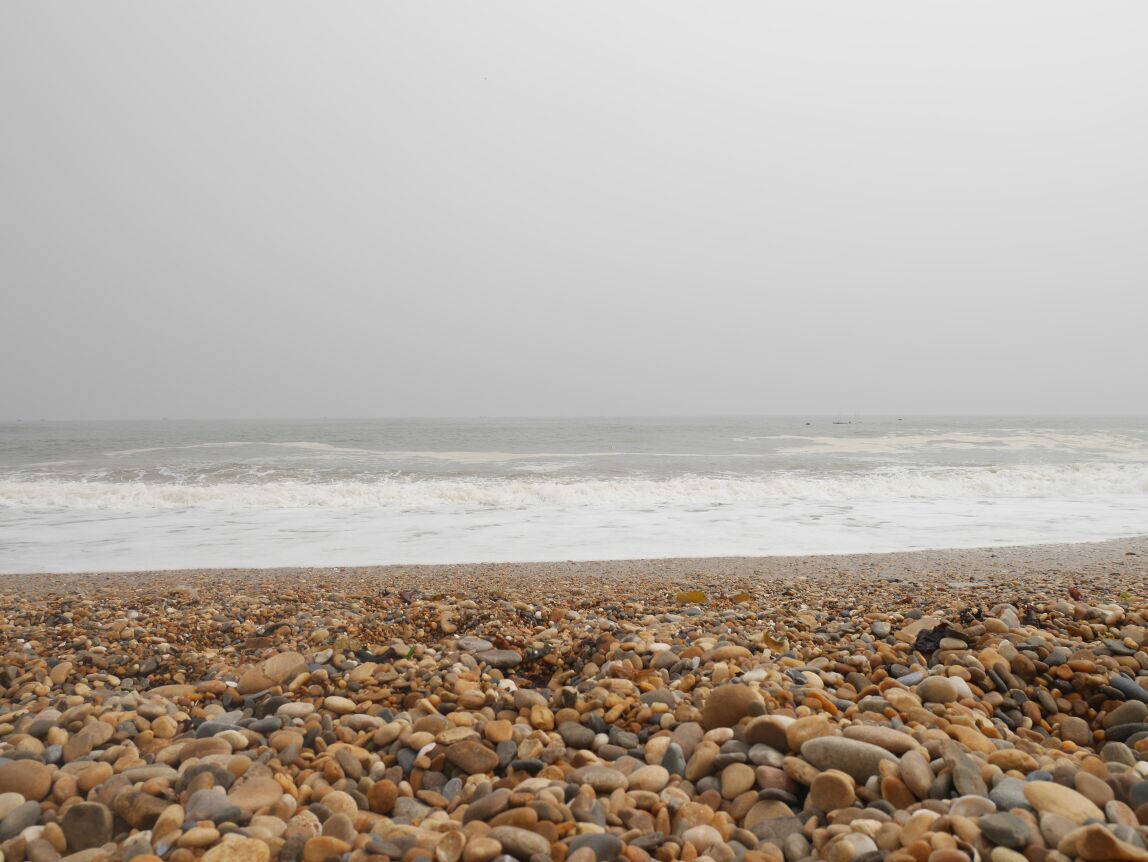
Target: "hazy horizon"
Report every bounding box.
[4,2,1146,420]
[7,411,1148,423]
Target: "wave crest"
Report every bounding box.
[2,463,1147,510]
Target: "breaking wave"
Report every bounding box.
[3,463,1147,510]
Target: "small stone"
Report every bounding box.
[825,832,878,862]
[302,836,351,862]
[628,765,670,792]
[463,837,502,862]
[721,763,756,799]
[322,696,357,715]
[809,770,855,812]
[368,779,398,814]
[558,721,595,750]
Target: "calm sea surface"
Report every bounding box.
[1,417,1146,572]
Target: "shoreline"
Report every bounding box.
[9,534,1148,590]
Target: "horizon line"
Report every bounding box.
[4,412,1148,423]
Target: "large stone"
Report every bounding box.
[203,838,272,862]
[1067,823,1148,861]
[0,801,41,842]
[0,759,53,800]
[979,812,1030,849]
[1058,716,1093,747]
[557,721,596,750]
[800,736,898,783]
[917,675,959,704]
[263,650,308,682]
[899,749,934,799]
[61,802,113,852]
[701,684,763,729]
[475,649,521,669]
[745,715,793,751]
[228,777,284,815]
[1024,781,1105,825]
[62,721,115,762]
[489,826,550,860]
[113,790,170,828]
[237,651,308,695]
[569,765,628,793]
[445,740,499,775]
[842,724,921,755]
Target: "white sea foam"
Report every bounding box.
[2,462,1147,510]
[3,495,1147,573]
[737,430,1148,458]
[4,419,1146,573]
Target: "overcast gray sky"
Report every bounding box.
[2,2,1145,419]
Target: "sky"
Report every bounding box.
[2,2,1146,419]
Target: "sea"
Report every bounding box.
[1,417,1146,574]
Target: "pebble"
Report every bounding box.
[0,555,1147,862]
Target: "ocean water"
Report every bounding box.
[1,417,1146,573]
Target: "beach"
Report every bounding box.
[3,538,1148,862]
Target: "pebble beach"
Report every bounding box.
[3,538,1148,862]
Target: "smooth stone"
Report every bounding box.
[917,676,959,704]
[842,724,920,755]
[0,760,53,801]
[445,740,500,775]
[475,650,522,669]
[488,826,550,860]
[202,840,270,862]
[1025,781,1106,824]
[186,787,244,824]
[1058,715,1093,746]
[228,777,284,815]
[61,802,113,852]
[0,800,42,842]
[567,834,623,862]
[558,722,596,750]
[628,765,670,792]
[1111,676,1148,704]
[980,812,1030,848]
[1069,823,1148,861]
[990,777,1033,812]
[721,762,756,799]
[701,684,764,730]
[569,765,628,793]
[457,637,494,652]
[1106,702,1148,728]
[809,770,855,812]
[800,736,898,783]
